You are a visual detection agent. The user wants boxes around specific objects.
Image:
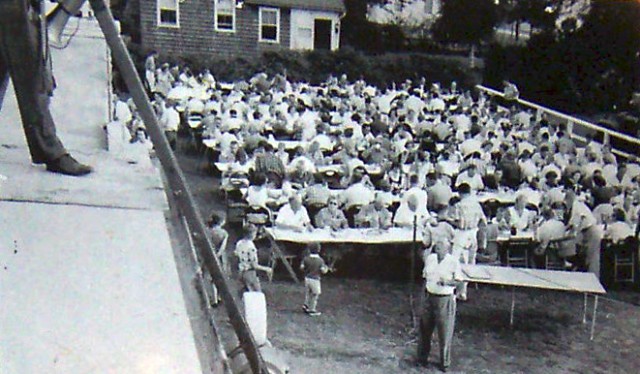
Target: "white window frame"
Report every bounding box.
[215,0,236,32]
[259,7,280,43]
[157,0,180,28]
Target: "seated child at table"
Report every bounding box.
[300,242,330,316]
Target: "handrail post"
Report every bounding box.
[566,119,574,137]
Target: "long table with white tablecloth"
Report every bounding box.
[264,227,422,244]
[265,227,422,282]
[461,265,605,294]
[461,264,605,339]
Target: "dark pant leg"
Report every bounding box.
[0,0,66,163]
[0,58,8,111]
[435,295,456,369]
[418,296,437,364]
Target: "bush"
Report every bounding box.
[129,45,481,91]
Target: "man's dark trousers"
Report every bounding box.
[0,0,67,163]
[418,293,456,369]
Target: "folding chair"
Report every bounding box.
[544,237,575,271]
[505,238,532,268]
[344,204,363,228]
[223,176,250,224]
[612,237,638,284]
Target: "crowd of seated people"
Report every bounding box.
[141,61,640,280]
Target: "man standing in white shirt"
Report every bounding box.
[160,100,180,150]
[452,183,487,301]
[418,237,462,372]
[566,189,603,278]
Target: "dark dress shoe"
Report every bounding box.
[46,154,92,176]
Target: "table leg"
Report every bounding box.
[582,293,588,324]
[510,286,515,327]
[269,237,299,283]
[590,295,598,341]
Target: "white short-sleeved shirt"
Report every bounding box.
[569,200,597,231]
[424,253,462,295]
[160,107,180,132]
[276,204,311,230]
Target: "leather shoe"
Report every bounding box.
[46,154,92,176]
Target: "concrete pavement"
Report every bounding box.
[0,17,206,373]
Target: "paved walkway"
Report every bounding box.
[0,18,203,373]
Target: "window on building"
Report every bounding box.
[158,0,179,27]
[259,7,279,42]
[215,0,236,32]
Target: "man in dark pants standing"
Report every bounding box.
[0,0,92,176]
[418,237,463,372]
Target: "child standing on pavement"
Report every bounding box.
[300,242,329,316]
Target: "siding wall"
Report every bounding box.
[140,1,292,59]
[290,9,341,51]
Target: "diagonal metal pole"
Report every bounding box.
[86,1,267,373]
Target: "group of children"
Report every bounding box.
[207,212,330,316]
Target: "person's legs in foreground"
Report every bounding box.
[419,294,456,371]
[0,0,91,176]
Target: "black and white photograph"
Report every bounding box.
[1,0,640,373]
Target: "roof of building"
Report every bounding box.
[245,0,346,13]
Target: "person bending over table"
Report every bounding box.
[418,237,463,372]
[275,194,313,232]
[565,189,603,278]
[534,208,576,268]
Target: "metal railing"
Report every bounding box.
[476,85,640,161]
